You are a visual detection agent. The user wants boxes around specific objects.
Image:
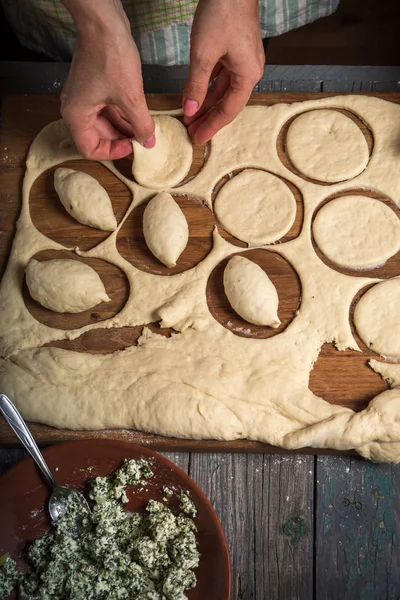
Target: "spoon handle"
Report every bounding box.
[0,394,57,488]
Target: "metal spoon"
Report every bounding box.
[0,393,90,523]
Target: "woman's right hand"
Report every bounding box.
[61,0,155,160]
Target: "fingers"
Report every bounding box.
[103,105,135,138]
[185,68,230,127]
[182,55,216,119]
[187,112,209,140]
[61,84,155,160]
[85,138,133,160]
[189,73,252,145]
[63,107,133,160]
[119,91,155,148]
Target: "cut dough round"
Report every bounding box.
[132,116,193,189]
[214,170,296,245]
[223,255,281,327]
[26,258,110,313]
[354,278,400,359]
[313,195,400,270]
[143,192,189,267]
[54,168,117,231]
[286,109,369,183]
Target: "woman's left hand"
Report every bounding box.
[183,0,264,144]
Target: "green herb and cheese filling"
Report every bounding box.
[0,459,200,600]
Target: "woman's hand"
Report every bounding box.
[183,0,264,144]
[61,0,155,160]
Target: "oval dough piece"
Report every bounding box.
[26,258,111,313]
[354,278,400,359]
[143,192,189,267]
[214,170,296,245]
[54,168,117,231]
[223,255,281,327]
[286,109,369,183]
[132,116,193,189]
[313,196,400,270]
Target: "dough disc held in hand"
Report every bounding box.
[54,168,117,231]
[223,255,281,327]
[214,169,296,244]
[286,109,369,183]
[132,116,193,189]
[143,192,189,267]
[26,258,111,313]
[354,278,400,360]
[313,195,400,270]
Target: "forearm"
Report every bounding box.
[61,0,129,36]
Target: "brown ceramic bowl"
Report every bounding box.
[0,439,231,599]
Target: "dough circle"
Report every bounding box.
[313,195,400,270]
[214,170,296,244]
[143,192,189,267]
[25,258,110,313]
[223,255,281,327]
[286,109,370,183]
[354,278,400,359]
[54,168,117,231]
[132,116,193,189]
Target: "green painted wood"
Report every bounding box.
[316,456,400,600]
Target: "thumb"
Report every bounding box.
[119,90,156,148]
[183,56,215,118]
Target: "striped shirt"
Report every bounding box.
[1,0,339,65]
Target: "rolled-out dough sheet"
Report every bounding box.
[1,95,400,463]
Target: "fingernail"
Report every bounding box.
[183,99,199,117]
[143,134,156,148]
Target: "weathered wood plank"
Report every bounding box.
[315,456,400,600]
[189,453,314,600]
[190,453,262,599]
[372,81,400,92]
[160,452,190,474]
[281,81,322,93]
[255,455,314,600]
[322,80,373,92]
[259,80,284,93]
[1,63,400,96]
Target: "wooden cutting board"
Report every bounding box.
[0,92,399,451]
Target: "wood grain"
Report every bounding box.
[315,455,400,599]
[190,453,314,600]
[0,92,399,450]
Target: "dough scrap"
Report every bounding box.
[214,169,296,244]
[354,278,400,359]
[2,96,400,463]
[132,116,193,189]
[25,258,110,313]
[313,195,400,270]
[223,255,281,327]
[54,168,117,231]
[143,192,189,267]
[286,109,370,182]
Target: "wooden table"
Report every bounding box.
[1,64,400,600]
